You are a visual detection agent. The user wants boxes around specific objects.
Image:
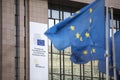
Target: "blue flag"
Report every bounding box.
[45,0,105,51]
[114,31,120,70]
[71,45,105,64]
[98,30,120,79]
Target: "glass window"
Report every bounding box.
[117,20,120,30]
[48,19,54,28]
[52,10,59,19]
[48,9,51,18]
[55,20,59,24]
[110,29,116,37]
[110,19,116,28]
[64,12,71,19]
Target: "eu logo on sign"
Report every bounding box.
[37,39,45,46]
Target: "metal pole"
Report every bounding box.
[105,0,109,80]
[110,7,117,80]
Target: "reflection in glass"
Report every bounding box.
[64,12,71,19]
[49,19,54,28]
[117,20,120,29]
[110,29,116,37]
[55,20,59,24]
[48,9,51,18]
[52,10,59,19]
[110,19,116,27]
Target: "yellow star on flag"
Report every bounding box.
[80,37,83,41]
[85,32,90,38]
[89,8,93,13]
[70,26,75,31]
[76,33,80,38]
[70,16,73,18]
[91,48,96,53]
[89,18,92,23]
[83,50,88,55]
[76,10,80,14]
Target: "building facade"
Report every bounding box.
[0,0,120,80]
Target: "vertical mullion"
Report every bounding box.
[50,19,56,80]
[70,12,74,80]
[71,62,73,80]
[91,61,93,80]
[119,19,120,30]
[51,42,53,80]
[80,64,82,80]
[102,73,104,80]
[116,19,118,31]
[59,2,62,79]
[63,51,65,80]
[59,51,62,80]
[99,72,101,80]
[62,38,65,80]
[61,6,65,80]
[83,64,85,80]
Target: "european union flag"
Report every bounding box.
[37,39,45,46]
[45,0,105,51]
[98,30,120,79]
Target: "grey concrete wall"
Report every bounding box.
[110,0,120,9]
[29,0,48,23]
[0,0,2,80]
[25,0,29,79]
[1,0,25,80]
[2,0,15,80]
[19,0,25,80]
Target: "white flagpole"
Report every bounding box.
[105,0,109,80]
[110,7,117,80]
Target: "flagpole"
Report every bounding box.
[110,7,117,80]
[105,0,109,80]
